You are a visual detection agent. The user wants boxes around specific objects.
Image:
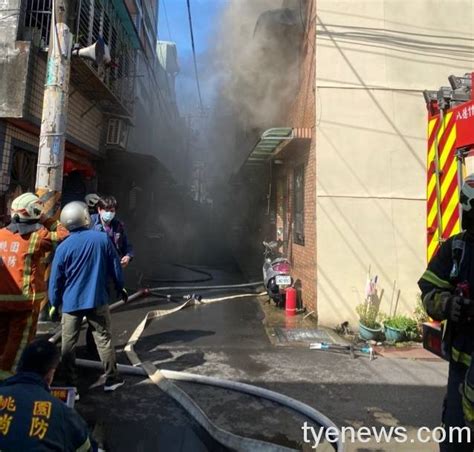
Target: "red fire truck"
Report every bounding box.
[422,73,474,357]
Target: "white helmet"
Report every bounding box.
[85,193,101,209]
[60,201,91,231]
[460,174,474,212]
[10,193,43,222]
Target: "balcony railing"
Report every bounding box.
[21,0,136,114]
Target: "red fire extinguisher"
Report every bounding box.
[285,287,297,316]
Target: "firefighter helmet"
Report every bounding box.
[60,201,91,231]
[460,174,474,212]
[10,193,43,222]
[85,193,101,209]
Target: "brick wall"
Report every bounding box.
[273,0,317,314]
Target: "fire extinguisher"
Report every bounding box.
[285,287,297,316]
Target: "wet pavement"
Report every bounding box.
[39,262,449,451]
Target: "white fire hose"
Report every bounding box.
[74,291,343,452]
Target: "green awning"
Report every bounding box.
[241,127,312,171]
[246,128,293,163]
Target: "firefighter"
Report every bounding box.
[49,201,126,394]
[84,193,101,216]
[0,340,91,451]
[418,174,474,451]
[0,193,68,381]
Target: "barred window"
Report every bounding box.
[293,164,305,245]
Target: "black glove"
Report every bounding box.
[445,295,471,322]
[121,288,129,303]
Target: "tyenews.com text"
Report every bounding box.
[302,422,472,448]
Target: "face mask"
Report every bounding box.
[101,211,115,223]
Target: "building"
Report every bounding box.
[315,0,474,325]
[235,0,474,327]
[0,0,185,222]
[234,0,316,313]
[0,0,142,223]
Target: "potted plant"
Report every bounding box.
[356,301,383,341]
[383,315,418,343]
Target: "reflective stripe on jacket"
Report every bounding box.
[0,224,68,310]
[418,233,474,363]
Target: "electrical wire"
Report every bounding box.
[162,0,173,42]
[185,0,204,112]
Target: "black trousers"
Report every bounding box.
[441,361,473,451]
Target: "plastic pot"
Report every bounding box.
[358,322,383,341]
[384,324,405,343]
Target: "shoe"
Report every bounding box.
[104,376,125,392]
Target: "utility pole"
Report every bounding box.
[35,0,73,217]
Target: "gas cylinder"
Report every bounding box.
[285,287,297,316]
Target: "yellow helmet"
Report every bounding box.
[10,193,43,222]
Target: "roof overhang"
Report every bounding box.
[245,127,312,166]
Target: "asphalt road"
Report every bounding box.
[44,263,448,451]
[55,290,447,452]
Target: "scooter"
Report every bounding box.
[262,241,293,307]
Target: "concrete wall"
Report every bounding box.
[316,0,474,326]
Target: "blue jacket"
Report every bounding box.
[48,229,124,313]
[0,372,91,451]
[90,214,134,259]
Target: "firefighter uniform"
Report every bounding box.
[0,371,91,451]
[0,221,67,380]
[418,232,474,451]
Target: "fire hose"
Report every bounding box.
[48,289,150,344]
[147,281,264,293]
[72,290,343,452]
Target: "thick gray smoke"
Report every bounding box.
[204,0,303,179]
[214,0,300,127]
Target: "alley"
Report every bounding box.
[63,264,448,451]
[2,0,474,451]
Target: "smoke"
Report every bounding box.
[129,0,305,271]
[214,0,301,128]
[201,0,303,179]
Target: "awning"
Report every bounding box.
[246,127,312,165]
[64,158,96,178]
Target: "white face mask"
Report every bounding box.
[101,211,115,223]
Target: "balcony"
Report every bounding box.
[21,0,141,116]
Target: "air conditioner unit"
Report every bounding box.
[106,118,129,149]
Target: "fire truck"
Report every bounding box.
[422,73,474,357]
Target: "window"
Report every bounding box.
[3,147,38,222]
[293,164,305,245]
[10,147,38,193]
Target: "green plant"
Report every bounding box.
[384,315,419,341]
[356,300,383,329]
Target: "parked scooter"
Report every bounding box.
[262,241,293,307]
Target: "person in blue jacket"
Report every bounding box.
[90,195,134,269]
[0,339,91,451]
[49,202,127,395]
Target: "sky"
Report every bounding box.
[157,0,227,114]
